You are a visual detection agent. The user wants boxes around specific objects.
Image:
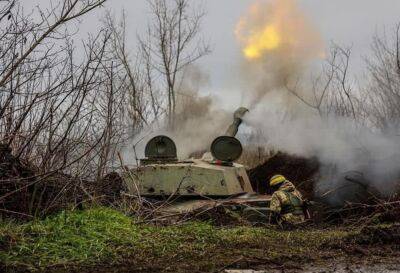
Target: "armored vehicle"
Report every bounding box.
[123,107,271,215]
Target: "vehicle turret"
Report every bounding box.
[123,107,254,198]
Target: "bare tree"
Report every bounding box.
[284,43,360,122]
[104,12,156,130]
[364,24,400,134]
[139,0,210,126]
[0,0,120,217]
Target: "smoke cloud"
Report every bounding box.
[235,0,323,107]
[125,66,231,161]
[243,106,400,199]
[236,0,400,201]
[169,66,231,158]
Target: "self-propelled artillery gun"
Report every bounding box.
[123,107,271,215]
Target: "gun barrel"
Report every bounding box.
[225,107,249,137]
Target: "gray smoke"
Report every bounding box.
[124,66,232,162]
[235,0,400,202]
[243,102,400,200]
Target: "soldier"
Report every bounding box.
[269,174,305,227]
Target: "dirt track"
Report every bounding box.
[16,257,399,273]
[6,239,399,273]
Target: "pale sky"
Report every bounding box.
[27,0,400,102]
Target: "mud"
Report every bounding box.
[13,260,399,273]
[226,263,400,273]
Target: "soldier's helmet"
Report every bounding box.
[269,174,287,187]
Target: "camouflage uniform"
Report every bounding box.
[269,180,305,225]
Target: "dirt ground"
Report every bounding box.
[21,252,400,273]
[5,225,400,273]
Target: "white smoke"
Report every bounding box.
[235,0,400,200]
[243,100,400,196]
[123,66,232,162]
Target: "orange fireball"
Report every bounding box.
[236,0,323,61]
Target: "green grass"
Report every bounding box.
[0,208,140,268]
[0,207,352,272]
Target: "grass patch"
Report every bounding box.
[0,207,357,272]
[0,208,140,269]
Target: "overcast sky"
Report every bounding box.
[27,0,400,99]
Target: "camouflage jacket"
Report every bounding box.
[270,181,305,224]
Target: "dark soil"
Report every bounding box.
[247,152,320,199]
[5,246,399,273]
